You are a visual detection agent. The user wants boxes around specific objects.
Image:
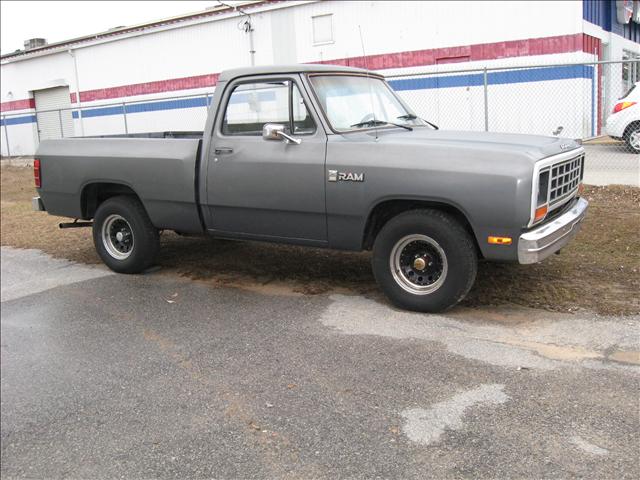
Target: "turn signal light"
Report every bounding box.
[612,101,636,114]
[34,159,41,188]
[488,236,512,245]
[534,205,548,223]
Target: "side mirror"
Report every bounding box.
[262,123,302,145]
[262,123,285,141]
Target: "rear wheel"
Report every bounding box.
[372,209,477,312]
[624,122,640,153]
[93,196,159,273]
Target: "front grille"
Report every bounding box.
[548,153,584,207]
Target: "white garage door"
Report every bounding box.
[34,86,75,140]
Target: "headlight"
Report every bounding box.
[533,169,550,224]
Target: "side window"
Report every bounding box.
[223,81,290,136]
[222,80,316,136]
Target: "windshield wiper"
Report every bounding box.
[350,119,413,131]
[397,114,439,130]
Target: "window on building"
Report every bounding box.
[222,80,315,136]
[312,14,333,45]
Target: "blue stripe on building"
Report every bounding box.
[0,115,37,126]
[3,65,594,125]
[72,96,210,119]
[388,65,593,91]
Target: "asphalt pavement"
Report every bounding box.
[582,144,639,187]
[1,246,639,479]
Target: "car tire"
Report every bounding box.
[92,195,159,273]
[623,122,640,154]
[372,209,477,313]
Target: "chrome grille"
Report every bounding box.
[548,153,584,207]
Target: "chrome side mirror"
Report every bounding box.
[262,123,301,145]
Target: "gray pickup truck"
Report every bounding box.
[33,64,588,312]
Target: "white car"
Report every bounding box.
[605,82,639,153]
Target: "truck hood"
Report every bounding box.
[362,128,581,162]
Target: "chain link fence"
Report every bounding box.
[388,59,639,186]
[2,59,638,185]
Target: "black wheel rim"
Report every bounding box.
[390,234,448,295]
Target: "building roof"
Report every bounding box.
[218,64,377,81]
[1,0,273,61]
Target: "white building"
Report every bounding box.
[2,0,639,156]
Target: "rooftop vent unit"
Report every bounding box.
[24,38,47,50]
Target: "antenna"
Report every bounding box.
[218,1,255,66]
[358,25,378,141]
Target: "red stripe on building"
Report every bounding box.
[2,33,593,110]
[1,98,35,112]
[317,33,585,70]
[79,73,220,102]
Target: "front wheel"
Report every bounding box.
[92,196,159,273]
[372,209,477,312]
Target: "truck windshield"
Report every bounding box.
[309,75,427,132]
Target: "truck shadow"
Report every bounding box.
[155,227,638,317]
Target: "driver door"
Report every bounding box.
[205,75,328,243]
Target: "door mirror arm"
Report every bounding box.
[278,131,302,145]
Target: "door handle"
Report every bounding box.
[214,147,234,154]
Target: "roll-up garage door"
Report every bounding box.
[34,86,74,140]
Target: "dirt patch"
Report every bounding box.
[498,338,602,362]
[2,165,639,315]
[608,350,640,365]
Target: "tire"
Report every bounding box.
[372,209,477,313]
[623,123,640,154]
[92,195,159,273]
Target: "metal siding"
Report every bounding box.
[583,0,640,42]
[583,0,611,30]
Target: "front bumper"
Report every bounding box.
[518,197,588,264]
[32,196,45,211]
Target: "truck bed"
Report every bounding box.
[36,136,204,234]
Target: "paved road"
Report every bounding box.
[1,247,639,479]
[582,144,639,187]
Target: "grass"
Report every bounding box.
[2,165,639,315]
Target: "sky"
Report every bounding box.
[0,1,241,55]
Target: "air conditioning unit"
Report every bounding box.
[23,38,47,51]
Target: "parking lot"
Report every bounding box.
[1,246,639,479]
[582,143,640,187]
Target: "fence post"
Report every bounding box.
[2,116,10,157]
[58,109,64,138]
[483,67,489,132]
[591,55,597,138]
[35,112,41,142]
[122,102,129,134]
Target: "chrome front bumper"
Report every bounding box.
[518,197,588,264]
[32,196,45,211]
